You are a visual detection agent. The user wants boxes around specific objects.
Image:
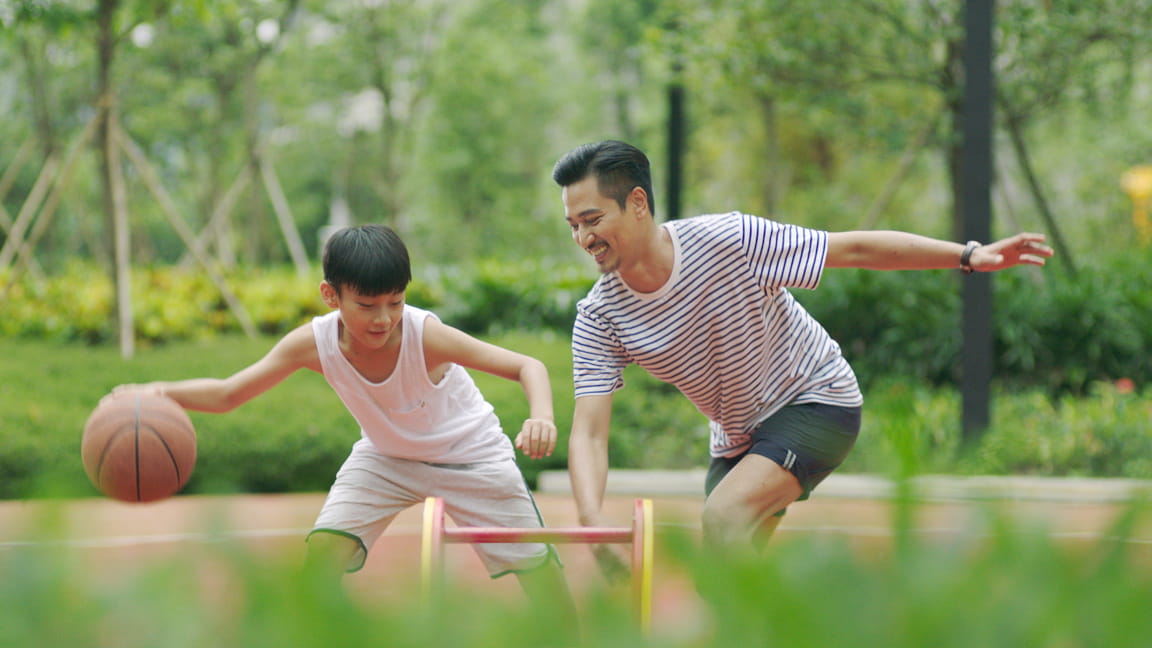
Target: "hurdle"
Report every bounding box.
[420,496,655,633]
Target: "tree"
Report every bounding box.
[121,0,305,269]
[686,0,1152,257]
[407,0,563,258]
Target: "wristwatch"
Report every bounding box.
[960,240,981,275]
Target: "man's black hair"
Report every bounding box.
[551,140,656,217]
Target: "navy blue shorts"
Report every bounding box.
[705,403,862,511]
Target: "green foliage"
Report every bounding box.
[994,255,1151,395]
[3,331,1151,501]
[410,1,561,257]
[795,251,1152,396]
[974,382,1152,478]
[681,501,1152,647]
[431,258,594,335]
[5,250,1149,398]
[3,501,1152,647]
[793,266,961,387]
[0,333,359,499]
[838,378,1152,481]
[5,0,1152,273]
[0,263,330,344]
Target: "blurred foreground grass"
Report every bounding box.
[3,496,1152,647]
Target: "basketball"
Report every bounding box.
[81,390,197,503]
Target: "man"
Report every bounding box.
[552,140,1052,560]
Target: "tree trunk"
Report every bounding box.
[116,125,258,338]
[16,29,58,159]
[95,0,134,358]
[0,115,100,292]
[0,153,58,271]
[259,157,310,276]
[1003,112,1077,277]
[861,114,937,229]
[0,139,36,232]
[757,92,780,217]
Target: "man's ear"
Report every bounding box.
[319,281,339,308]
[628,186,649,216]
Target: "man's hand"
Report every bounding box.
[591,543,631,584]
[972,233,1054,272]
[578,510,631,583]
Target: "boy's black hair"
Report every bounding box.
[551,140,656,217]
[322,224,411,296]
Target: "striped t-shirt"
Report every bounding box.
[572,211,863,458]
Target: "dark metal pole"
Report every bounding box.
[961,0,995,441]
[666,62,685,221]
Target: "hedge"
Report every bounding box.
[2,253,1146,396]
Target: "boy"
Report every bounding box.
[114,224,573,606]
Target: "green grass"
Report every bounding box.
[2,334,1150,501]
[0,334,356,498]
[0,330,709,499]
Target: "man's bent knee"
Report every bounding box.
[701,454,802,549]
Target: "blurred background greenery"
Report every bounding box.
[4,4,1152,645]
[2,0,1151,500]
[3,0,1151,268]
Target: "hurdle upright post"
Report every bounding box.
[631,497,654,635]
[420,496,447,605]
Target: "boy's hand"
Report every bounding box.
[104,383,164,404]
[514,418,557,459]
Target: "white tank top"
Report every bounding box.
[312,305,513,463]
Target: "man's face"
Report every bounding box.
[563,176,633,275]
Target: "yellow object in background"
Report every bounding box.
[1120,165,1152,246]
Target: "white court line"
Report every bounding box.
[5,520,1152,550]
[778,524,1152,545]
[0,525,434,550]
[0,528,309,549]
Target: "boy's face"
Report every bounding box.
[321,282,406,350]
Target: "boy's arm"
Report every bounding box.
[115,323,320,413]
[825,230,1052,271]
[421,317,557,459]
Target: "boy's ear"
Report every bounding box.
[319,281,339,308]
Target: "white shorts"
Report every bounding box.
[309,438,558,577]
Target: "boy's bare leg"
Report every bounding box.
[302,532,361,583]
[515,561,579,627]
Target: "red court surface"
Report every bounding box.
[3,481,1152,639]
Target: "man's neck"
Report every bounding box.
[618,225,674,294]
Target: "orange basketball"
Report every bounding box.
[81,391,197,503]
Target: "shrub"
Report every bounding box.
[796,251,1151,396]
[3,254,1148,398]
[430,258,594,335]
